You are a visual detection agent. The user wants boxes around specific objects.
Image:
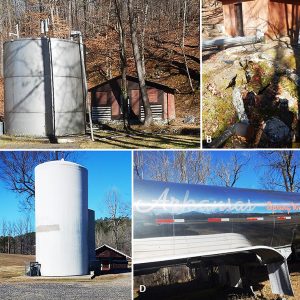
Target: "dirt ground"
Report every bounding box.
[0,123,200,149]
[0,253,131,300]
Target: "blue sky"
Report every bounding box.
[208,150,262,189]
[137,150,271,190]
[0,151,132,224]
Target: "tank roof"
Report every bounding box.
[3,37,79,45]
[35,160,86,170]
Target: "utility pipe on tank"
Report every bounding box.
[71,31,94,141]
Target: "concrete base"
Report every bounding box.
[28,274,94,280]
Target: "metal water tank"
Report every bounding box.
[35,160,88,276]
[4,38,85,137]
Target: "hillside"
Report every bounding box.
[0,0,200,123]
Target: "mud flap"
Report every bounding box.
[267,260,294,296]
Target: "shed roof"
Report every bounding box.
[95,244,132,259]
[89,75,175,94]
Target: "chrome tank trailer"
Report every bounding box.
[134,180,300,248]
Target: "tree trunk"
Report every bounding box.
[114,0,129,129]
[181,0,195,94]
[127,0,153,126]
[141,2,149,77]
[0,3,3,78]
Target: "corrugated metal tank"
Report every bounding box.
[4,38,85,137]
[35,160,88,276]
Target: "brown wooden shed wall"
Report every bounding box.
[91,77,175,121]
[220,0,300,41]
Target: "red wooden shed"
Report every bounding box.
[95,244,131,272]
[219,0,300,43]
[89,75,176,123]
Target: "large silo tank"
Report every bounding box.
[35,160,88,276]
[4,38,85,137]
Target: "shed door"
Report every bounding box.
[130,90,140,117]
[101,260,110,271]
[147,89,158,103]
[95,92,108,106]
[234,3,244,37]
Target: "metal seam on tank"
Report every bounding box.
[49,38,55,137]
[6,112,48,114]
[5,76,82,79]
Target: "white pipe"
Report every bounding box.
[70,31,94,141]
[203,34,264,49]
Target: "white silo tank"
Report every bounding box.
[35,160,88,276]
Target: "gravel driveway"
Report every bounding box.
[0,274,131,300]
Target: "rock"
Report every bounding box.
[232,87,249,123]
[278,98,289,110]
[245,70,252,83]
[277,91,298,110]
[259,53,272,61]
[286,70,300,86]
[256,29,265,41]
[215,24,225,34]
[183,115,196,124]
[263,117,291,143]
[222,60,235,65]
[244,91,256,107]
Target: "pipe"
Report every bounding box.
[202,34,264,50]
[70,31,94,141]
[205,122,249,148]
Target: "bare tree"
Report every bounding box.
[105,188,130,250]
[134,151,145,179]
[7,221,13,254]
[147,151,171,182]
[187,152,211,184]
[174,151,188,183]
[15,218,25,254]
[214,153,250,187]
[1,219,7,253]
[127,0,153,126]
[181,0,195,94]
[137,151,212,184]
[0,151,78,211]
[114,0,129,129]
[259,151,300,192]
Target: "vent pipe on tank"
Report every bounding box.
[70,31,94,141]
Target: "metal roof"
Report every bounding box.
[95,244,132,259]
[88,75,175,94]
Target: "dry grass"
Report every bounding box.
[0,253,35,280]
[0,253,131,285]
[0,126,200,149]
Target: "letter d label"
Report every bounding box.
[140,285,146,293]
